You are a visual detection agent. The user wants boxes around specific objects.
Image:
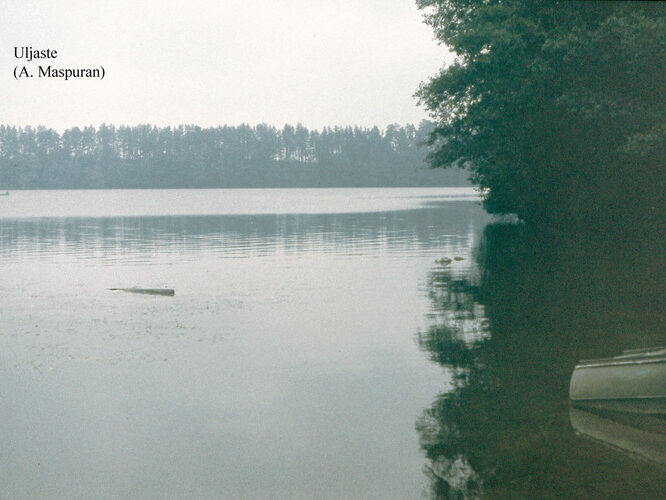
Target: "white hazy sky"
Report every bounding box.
[0,0,452,131]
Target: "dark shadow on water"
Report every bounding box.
[417,223,666,498]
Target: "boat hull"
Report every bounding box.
[569,348,666,415]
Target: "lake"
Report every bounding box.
[0,188,490,498]
[1,188,664,499]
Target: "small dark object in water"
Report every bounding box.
[109,287,175,296]
[453,256,465,261]
[0,192,9,196]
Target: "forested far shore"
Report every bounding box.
[0,122,469,189]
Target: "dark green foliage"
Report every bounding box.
[416,1,665,225]
[0,122,469,189]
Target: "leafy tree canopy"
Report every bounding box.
[416,0,665,225]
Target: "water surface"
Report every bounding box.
[416,222,666,498]
[0,188,489,498]
[4,188,663,498]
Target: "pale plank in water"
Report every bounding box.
[109,288,175,296]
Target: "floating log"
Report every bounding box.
[109,288,175,296]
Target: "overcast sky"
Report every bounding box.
[0,0,451,131]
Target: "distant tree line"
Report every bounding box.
[0,122,469,189]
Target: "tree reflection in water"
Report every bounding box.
[416,223,666,499]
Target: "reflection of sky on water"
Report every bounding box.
[0,187,480,219]
[0,189,492,499]
[0,199,487,263]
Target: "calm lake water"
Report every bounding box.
[0,188,489,498]
[1,188,664,499]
